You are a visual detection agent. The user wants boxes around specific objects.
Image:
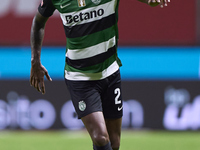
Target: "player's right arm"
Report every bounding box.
[30,11,52,94]
[30,0,55,94]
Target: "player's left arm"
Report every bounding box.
[138,0,170,8]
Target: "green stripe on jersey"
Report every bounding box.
[67,24,117,49]
[52,0,113,13]
[65,53,117,73]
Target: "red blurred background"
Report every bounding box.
[0,0,197,46]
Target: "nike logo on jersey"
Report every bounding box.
[60,3,71,9]
[118,106,123,111]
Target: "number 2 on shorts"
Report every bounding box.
[114,88,121,104]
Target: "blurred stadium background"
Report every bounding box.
[0,0,200,149]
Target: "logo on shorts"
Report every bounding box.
[118,106,123,111]
[79,100,86,111]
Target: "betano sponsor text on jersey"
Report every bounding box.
[65,9,104,24]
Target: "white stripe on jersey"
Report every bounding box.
[64,61,119,80]
[66,36,116,60]
[60,0,116,27]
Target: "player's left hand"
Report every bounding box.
[148,0,170,8]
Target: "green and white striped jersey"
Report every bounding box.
[38,0,122,80]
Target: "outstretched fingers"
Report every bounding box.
[148,0,170,8]
[40,70,52,94]
[40,78,45,94]
[160,0,170,7]
[30,77,45,94]
[35,78,41,92]
[30,70,52,94]
[30,63,52,94]
[45,70,52,82]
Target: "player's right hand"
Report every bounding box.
[30,62,52,94]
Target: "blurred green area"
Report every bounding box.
[0,130,199,150]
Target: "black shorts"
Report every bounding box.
[65,70,123,119]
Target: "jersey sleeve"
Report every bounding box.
[38,0,56,17]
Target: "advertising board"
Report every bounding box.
[0,80,200,130]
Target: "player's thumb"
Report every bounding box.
[45,71,52,81]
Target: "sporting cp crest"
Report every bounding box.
[91,0,101,5]
[79,100,86,111]
[78,0,86,7]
